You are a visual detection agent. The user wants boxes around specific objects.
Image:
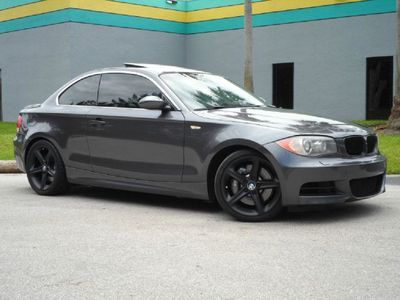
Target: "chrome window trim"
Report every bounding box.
[55,70,183,111]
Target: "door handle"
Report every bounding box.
[89,118,106,126]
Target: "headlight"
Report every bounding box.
[276,136,337,156]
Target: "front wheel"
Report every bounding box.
[26,140,69,195]
[214,150,282,222]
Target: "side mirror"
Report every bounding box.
[139,95,169,110]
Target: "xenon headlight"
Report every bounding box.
[276,136,337,156]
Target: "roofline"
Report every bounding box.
[123,63,205,74]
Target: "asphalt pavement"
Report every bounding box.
[0,174,399,299]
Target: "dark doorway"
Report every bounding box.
[273,63,294,109]
[0,69,2,121]
[366,56,393,120]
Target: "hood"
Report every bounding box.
[193,107,370,137]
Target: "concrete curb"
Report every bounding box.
[387,175,400,185]
[0,161,22,173]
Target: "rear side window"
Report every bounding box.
[97,73,164,108]
[59,75,100,106]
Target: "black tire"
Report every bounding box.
[25,140,69,195]
[214,150,282,222]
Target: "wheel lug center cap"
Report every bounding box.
[247,181,256,191]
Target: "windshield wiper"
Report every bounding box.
[243,105,265,108]
[195,105,268,111]
[194,106,229,111]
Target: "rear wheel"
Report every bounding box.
[26,140,69,195]
[214,150,282,222]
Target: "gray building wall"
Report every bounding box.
[0,13,396,121]
[186,13,396,121]
[0,23,185,121]
[0,24,72,122]
[67,23,186,80]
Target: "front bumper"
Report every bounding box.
[264,143,386,206]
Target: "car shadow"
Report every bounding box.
[68,185,221,214]
[65,185,383,223]
[276,202,383,224]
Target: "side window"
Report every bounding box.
[59,75,100,106]
[97,73,164,108]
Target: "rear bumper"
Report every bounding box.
[13,133,26,173]
[264,143,386,206]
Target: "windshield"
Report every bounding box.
[160,73,266,110]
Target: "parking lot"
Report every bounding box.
[0,174,399,299]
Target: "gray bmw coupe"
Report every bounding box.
[14,64,386,221]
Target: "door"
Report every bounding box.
[273,63,294,109]
[366,56,393,120]
[87,73,185,182]
[56,74,100,171]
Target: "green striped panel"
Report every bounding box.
[186,0,396,33]
[110,0,264,12]
[69,9,185,33]
[0,9,186,34]
[0,0,395,35]
[0,0,42,11]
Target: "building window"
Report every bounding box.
[366,56,393,120]
[273,63,294,109]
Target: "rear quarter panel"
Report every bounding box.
[19,103,93,172]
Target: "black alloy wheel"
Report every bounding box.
[214,150,282,221]
[26,140,69,195]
